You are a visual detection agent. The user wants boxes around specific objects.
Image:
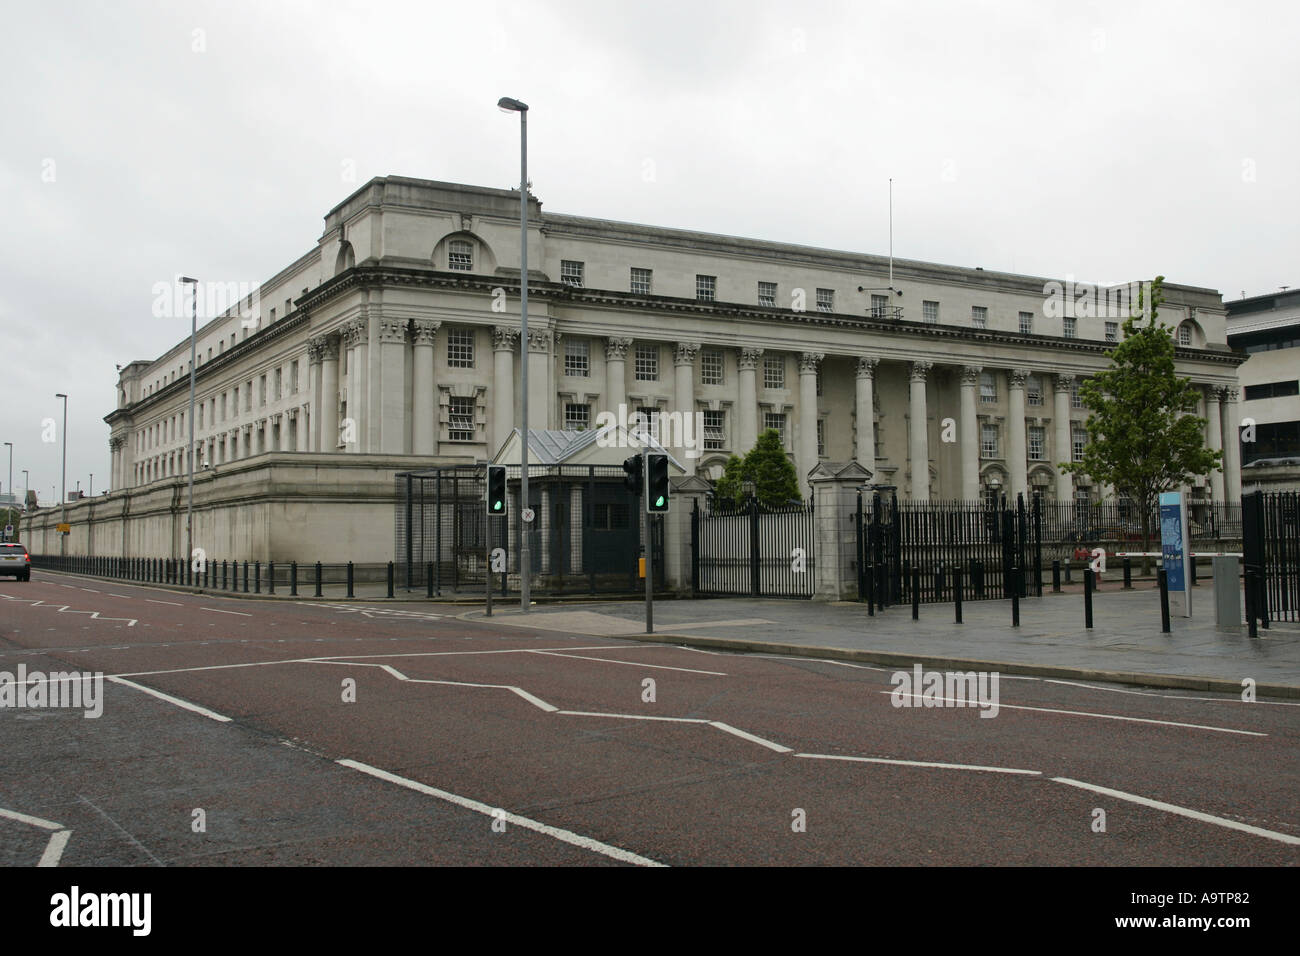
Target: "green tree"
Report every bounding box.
[1061,276,1221,571]
[711,430,802,508]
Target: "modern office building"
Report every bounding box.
[28,176,1247,561]
[1226,288,1300,491]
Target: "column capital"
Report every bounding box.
[108,435,126,450]
[307,335,334,364]
[527,329,553,354]
[378,318,407,344]
[674,342,700,366]
[738,347,764,371]
[1220,386,1239,403]
[909,360,932,383]
[856,356,879,379]
[412,319,441,346]
[493,326,519,351]
[960,365,982,386]
[341,319,367,348]
[605,336,633,361]
[1053,373,1075,391]
[799,351,824,374]
[1008,368,1029,389]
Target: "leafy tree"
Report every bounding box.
[1061,276,1221,571]
[711,429,802,508]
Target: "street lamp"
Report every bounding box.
[181,276,198,586]
[89,473,93,497]
[3,441,11,510]
[498,96,531,613]
[55,393,67,554]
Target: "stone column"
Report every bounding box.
[342,319,366,452]
[378,318,409,454]
[1220,387,1242,502]
[1007,368,1029,501]
[527,329,552,431]
[855,357,878,472]
[1205,385,1224,502]
[309,334,337,452]
[605,337,631,419]
[908,361,932,501]
[737,347,762,454]
[1054,374,1073,502]
[674,342,699,475]
[493,327,519,452]
[798,352,823,496]
[411,320,439,455]
[960,365,981,501]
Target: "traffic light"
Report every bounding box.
[622,455,643,495]
[646,453,669,513]
[487,465,507,515]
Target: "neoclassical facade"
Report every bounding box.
[104,177,1245,506]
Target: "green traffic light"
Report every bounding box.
[655,496,665,507]
[493,501,502,511]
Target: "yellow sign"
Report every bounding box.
[638,557,646,579]
[56,523,71,534]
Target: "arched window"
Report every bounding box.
[448,239,473,271]
[1177,323,1192,346]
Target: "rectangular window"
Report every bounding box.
[291,360,299,393]
[630,267,653,295]
[275,368,283,400]
[700,349,723,386]
[923,300,939,324]
[636,406,659,433]
[285,298,292,316]
[764,356,784,389]
[561,260,584,288]
[564,339,589,377]
[758,281,777,307]
[871,294,889,318]
[981,424,999,459]
[269,308,276,323]
[1105,321,1118,343]
[246,381,253,411]
[972,306,988,329]
[447,327,475,368]
[198,404,204,428]
[259,374,266,406]
[1071,380,1083,409]
[696,275,716,302]
[1028,426,1045,461]
[448,239,473,271]
[564,403,590,430]
[1063,316,1078,339]
[233,386,239,414]
[448,396,475,441]
[635,345,658,381]
[703,410,725,450]
[817,419,825,458]
[816,288,834,313]
[764,412,787,446]
[1026,375,1043,406]
[221,394,227,421]
[1243,380,1300,400]
[980,372,997,403]
[1072,424,1086,462]
[1019,312,1034,335]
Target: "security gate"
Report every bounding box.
[691,498,815,598]
[1243,489,1300,624]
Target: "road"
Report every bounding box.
[1,571,1297,867]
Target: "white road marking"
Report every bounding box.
[108,594,129,598]
[108,677,232,722]
[337,758,665,866]
[556,710,709,723]
[528,649,726,676]
[662,618,776,630]
[797,752,1042,776]
[880,692,1267,736]
[1041,678,1300,706]
[709,721,792,753]
[1052,777,1300,846]
[201,607,252,616]
[38,829,72,868]
[750,654,892,673]
[0,806,64,830]
[147,599,183,606]
[80,588,99,593]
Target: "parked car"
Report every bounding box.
[0,542,31,581]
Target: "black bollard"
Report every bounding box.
[866,562,875,616]
[254,561,261,594]
[1052,560,1061,593]
[1190,554,1198,587]
[290,561,298,596]
[314,561,323,598]
[1123,557,1132,590]
[1084,569,1094,629]
[1011,568,1020,627]
[954,567,963,624]
[426,562,434,599]
[387,561,394,599]
[243,560,249,593]
[347,561,354,599]
[1064,559,1072,584]
[911,568,920,621]
[268,561,275,595]
[1158,568,1171,633]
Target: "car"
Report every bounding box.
[0,542,31,581]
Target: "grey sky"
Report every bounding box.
[2,0,1296,505]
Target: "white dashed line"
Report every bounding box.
[201,607,252,616]
[797,752,1042,775]
[527,649,726,676]
[709,721,792,753]
[38,829,72,867]
[108,677,231,722]
[146,599,183,606]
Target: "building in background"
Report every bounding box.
[1226,288,1300,491]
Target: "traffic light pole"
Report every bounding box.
[485,526,493,618]
[644,446,653,634]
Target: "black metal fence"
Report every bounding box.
[691,498,815,598]
[1243,489,1299,625]
[1035,500,1242,561]
[857,492,1041,607]
[395,464,664,596]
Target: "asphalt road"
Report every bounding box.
[1,571,1296,867]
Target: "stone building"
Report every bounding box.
[35,176,1246,562]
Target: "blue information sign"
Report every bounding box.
[1159,491,1185,593]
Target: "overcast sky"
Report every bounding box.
[3,0,1296,506]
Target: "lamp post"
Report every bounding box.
[89,473,93,497]
[55,393,67,554]
[3,441,11,510]
[498,96,531,613]
[22,470,29,507]
[181,276,198,585]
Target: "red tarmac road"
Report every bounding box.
[1,572,1297,866]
